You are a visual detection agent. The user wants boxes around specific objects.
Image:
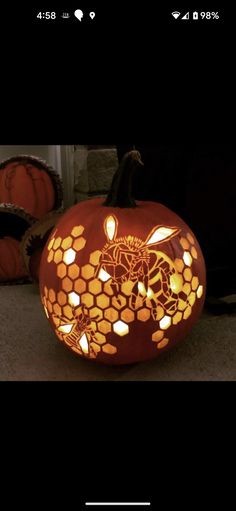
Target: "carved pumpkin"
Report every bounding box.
[39,151,206,365]
[0,155,63,219]
[0,204,34,283]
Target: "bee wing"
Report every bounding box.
[104,214,118,241]
[144,226,180,247]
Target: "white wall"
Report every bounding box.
[0,145,62,176]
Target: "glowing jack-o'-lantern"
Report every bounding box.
[39,151,206,365]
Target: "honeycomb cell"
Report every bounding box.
[159,315,171,330]
[152,330,164,342]
[175,258,185,273]
[191,247,198,259]
[97,294,110,309]
[104,281,114,296]
[62,277,73,292]
[155,306,165,320]
[183,268,192,282]
[121,281,134,296]
[183,251,193,267]
[89,250,102,266]
[48,289,56,303]
[112,295,126,310]
[90,307,103,321]
[134,296,143,310]
[68,292,80,307]
[95,332,106,345]
[53,303,62,316]
[157,338,169,349]
[98,320,111,334]
[91,321,97,331]
[102,344,117,355]
[81,293,94,308]
[137,308,150,322]
[197,285,203,298]
[81,264,95,280]
[172,311,183,325]
[182,283,191,296]
[47,238,55,251]
[90,342,101,354]
[54,249,63,264]
[53,237,62,250]
[73,237,86,251]
[113,320,129,336]
[183,306,192,320]
[187,233,195,244]
[63,248,76,265]
[63,305,73,319]
[68,264,80,280]
[57,263,67,279]
[88,278,102,295]
[178,299,187,311]
[44,286,48,298]
[71,225,84,237]
[57,291,67,306]
[170,273,183,293]
[180,237,190,250]
[74,279,86,294]
[61,236,73,250]
[47,250,54,263]
[52,315,60,327]
[121,308,135,323]
[191,276,199,291]
[188,292,196,307]
[47,301,53,313]
[104,307,118,323]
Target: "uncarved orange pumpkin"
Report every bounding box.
[0,156,62,219]
[39,151,206,365]
[0,237,28,282]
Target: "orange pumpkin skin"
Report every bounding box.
[0,237,28,282]
[39,198,206,365]
[0,162,55,219]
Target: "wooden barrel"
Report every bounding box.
[0,155,63,219]
[0,203,35,284]
[21,210,63,282]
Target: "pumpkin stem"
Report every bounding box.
[103,150,144,208]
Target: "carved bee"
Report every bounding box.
[96,214,182,320]
[55,305,98,358]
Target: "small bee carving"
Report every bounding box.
[56,305,98,358]
[96,215,182,320]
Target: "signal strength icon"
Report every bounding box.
[171,11,181,19]
[181,12,189,19]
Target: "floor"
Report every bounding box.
[0,284,235,381]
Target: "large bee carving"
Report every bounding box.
[96,215,183,320]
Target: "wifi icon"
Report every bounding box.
[172,11,181,19]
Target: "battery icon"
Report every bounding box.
[193,11,198,19]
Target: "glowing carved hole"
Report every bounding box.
[157,338,169,350]
[170,273,183,293]
[197,285,203,298]
[48,238,55,251]
[63,249,76,265]
[187,233,195,244]
[138,282,146,296]
[98,268,111,282]
[79,333,89,354]
[191,247,198,259]
[146,226,178,245]
[183,251,193,267]
[44,306,49,318]
[68,292,80,307]
[58,324,73,334]
[147,287,154,299]
[106,216,116,241]
[113,320,129,337]
[159,315,171,330]
[71,225,84,237]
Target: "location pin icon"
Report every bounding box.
[89,11,95,20]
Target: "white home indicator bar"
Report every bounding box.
[85,504,151,507]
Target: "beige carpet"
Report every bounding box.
[0,284,235,381]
